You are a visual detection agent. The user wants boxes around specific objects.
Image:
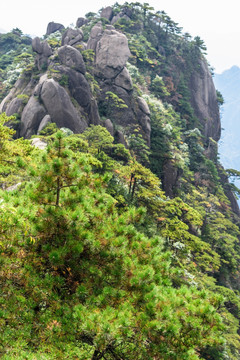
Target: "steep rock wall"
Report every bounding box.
[189,58,221,143]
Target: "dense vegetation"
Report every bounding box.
[0,2,240,359]
[0,28,32,101]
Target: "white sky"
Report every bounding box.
[1,0,240,74]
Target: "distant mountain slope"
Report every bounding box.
[214,66,240,169]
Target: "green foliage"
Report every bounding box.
[82,125,114,153]
[0,29,33,100]
[39,122,58,136]
[0,113,34,188]
[98,91,128,119]
[216,89,224,106]
[126,125,150,164]
[105,91,128,109]
[150,75,170,99]
[58,73,69,87]
[0,135,227,359]
[16,93,29,104]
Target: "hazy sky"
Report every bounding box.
[1,0,240,74]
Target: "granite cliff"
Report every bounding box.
[0,4,233,205]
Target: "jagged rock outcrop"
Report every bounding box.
[190,58,221,143]
[62,28,84,47]
[100,6,113,21]
[0,76,33,113]
[114,68,133,90]
[32,37,53,71]
[86,22,151,144]
[46,22,64,35]
[1,29,101,138]
[87,22,103,52]
[76,17,88,28]
[18,70,90,137]
[94,27,131,79]
[40,78,88,133]
[58,45,86,73]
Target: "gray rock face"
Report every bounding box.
[137,97,150,115]
[58,45,86,74]
[54,65,100,125]
[5,97,24,116]
[32,37,53,70]
[114,68,133,91]
[32,37,43,54]
[87,22,103,52]
[0,76,34,113]
[32,38,52,56]
[62,28,83,46]
[136,97,151,146]
[218,164,240,216]
[20,96,47,138]
[104,119,114,136]
[46,22,64,35]
[190,58,221,142]
[37,115,52,134]
[40,79,88,133]
[95,29,131,79]
[115,130,127,147]
[100,6,113,21]
[162,160,182,198]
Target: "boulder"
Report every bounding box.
[137,97,150,115]
[100,6,113,21]
[20,96,47,138]
[95,29,131,79]
[5,97,24,116]
[31,138,48,150]
[32,38,53,71]
[62,28,83,46]
[76,17,88,28]
[87,22,103,52]
[32,37,43,54]
[58,45,86,74]
[46,22,64,35]
[37,114,52,134]
[104,118,114,136]
[42,41,53,57]
[114,67,133,91]
[40,78,87,133]
[54,65,100,125]
[115,130,128,147]
[33,74,48,97]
